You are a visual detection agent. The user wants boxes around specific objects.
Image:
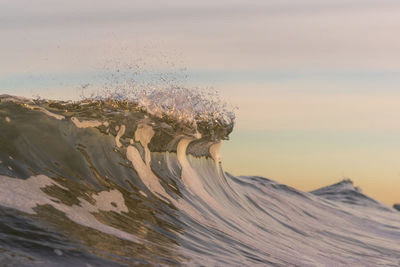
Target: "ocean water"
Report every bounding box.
[0,94,400,266]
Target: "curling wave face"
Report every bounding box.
[0,94,400,266]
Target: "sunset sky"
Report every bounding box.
[1,0,400,205]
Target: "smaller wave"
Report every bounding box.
[310,179,389,210]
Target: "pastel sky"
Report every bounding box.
[1,0,400,205]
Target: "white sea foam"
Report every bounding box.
[91,190,129,214]
[71,117,103,128]
[0,95,65,120]
[115,125,126,147]
[25,104,65,120]
[209,141,222,165]
[0,175,136,242]
[134,123,154,166]
[0,175,62,214]
[177,138,217,207]
[126,123,168,199]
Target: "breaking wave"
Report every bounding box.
[0,94,400,266]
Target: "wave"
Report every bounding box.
[310,179,391,210]
[1,94,400,266]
